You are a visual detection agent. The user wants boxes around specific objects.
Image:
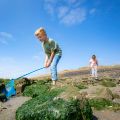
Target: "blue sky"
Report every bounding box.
[0,0,120,78]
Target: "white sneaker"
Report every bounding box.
[52,81,56,85]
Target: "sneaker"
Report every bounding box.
[52,81,56,85]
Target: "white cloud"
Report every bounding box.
[58,6,69,18]
[0,39,8,45]
[68,0,86,6]
[44,2,54,15]
[44,0,57,16]
[0,32,13,38]
[68,0,78,4]
[89,8,96,15]
[60,8,86,25]
[43,0,97,26]
[0,32,13,45]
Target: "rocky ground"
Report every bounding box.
[0,65,120,120]
[0,96,31,120]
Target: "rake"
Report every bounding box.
[2,67,45,99]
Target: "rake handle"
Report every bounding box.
[13,67,45,81]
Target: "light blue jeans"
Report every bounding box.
[50,55,61,81]
[91,67,98,77]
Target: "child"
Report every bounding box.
[89,55,98,79]
[35,27,62,85]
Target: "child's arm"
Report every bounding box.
[96,60,98,66]
[89,59,92,67]
[44,55,49,67]
[45,51,55,68]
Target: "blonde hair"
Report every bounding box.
[34,27,47,36]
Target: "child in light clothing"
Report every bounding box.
[89,55,98,78]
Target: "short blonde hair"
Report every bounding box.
[34,27,47,36]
